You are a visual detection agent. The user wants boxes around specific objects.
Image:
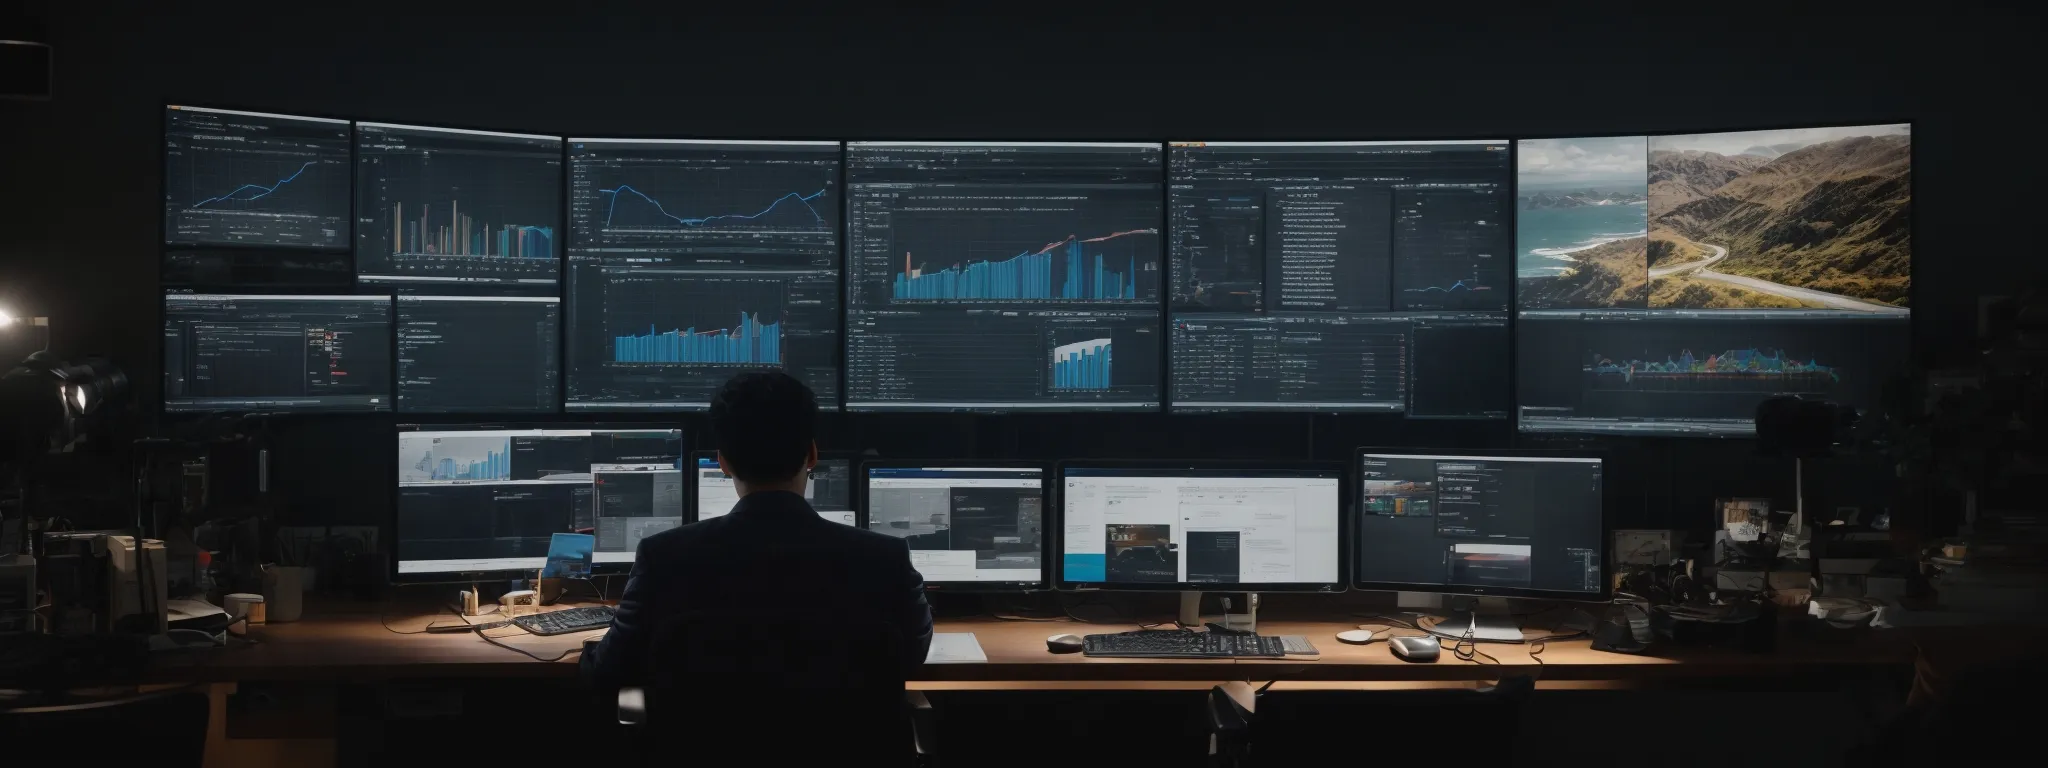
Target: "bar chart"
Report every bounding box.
[893,230,1152,302]
[389,200,554,260]
[612,312,782,365]
[402,434,513,482]
[1051,338,1113,390]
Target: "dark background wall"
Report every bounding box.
[2,7,2037,537]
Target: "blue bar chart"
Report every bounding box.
[612,312,781,364]
[1051,338,1113,390]
[421,438,510,481]
[893,230,1151,301]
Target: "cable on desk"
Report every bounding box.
[380,593,458,635]
[475,626,576,663]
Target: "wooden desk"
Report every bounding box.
[151,611,1914,686]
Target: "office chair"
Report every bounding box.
[1206,676,1534,766]
[0,688,210,767]
[638,611,928,764]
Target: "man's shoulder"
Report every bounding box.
[637,516,726,553]
[819,521,913,553]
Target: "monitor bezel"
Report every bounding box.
[1350,446,1610,601]
[858,459,1054,592]
[1053,459,1352,594]
[690,449,863,525]
[390,421,685,584]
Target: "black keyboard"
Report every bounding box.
[1082,630,1286,658]
[510,605,617,636]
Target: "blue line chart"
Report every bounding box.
[189,161,317,208]
[1402,279,1491,294]
[597,186,827,229]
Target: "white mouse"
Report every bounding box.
[1046,633,1085,653]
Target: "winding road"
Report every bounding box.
[1649,242,1908,314]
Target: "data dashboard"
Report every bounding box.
[162,293,392,412]
[565,139,842,410]
[1167,141,1512,415]
[355,123,563,292]
[165,106,352,250]
[844,142,1164,411]
[395,426,684,575]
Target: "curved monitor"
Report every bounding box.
[1057,462,1347,593]
[1353,448,1606,600]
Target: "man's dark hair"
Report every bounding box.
[709,371,818,485]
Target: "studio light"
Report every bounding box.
[51,358,128,416]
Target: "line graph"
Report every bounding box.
[1393,188,1509,311]
[1589,347,1839,391]
[1402,274,1496,295]
[191,161,317,208]
[165,107,351,248]
[567,141,841,250]
[600,186,826,228]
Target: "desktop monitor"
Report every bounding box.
[1352,448,1606,602]
[862,462,1049,590]
[393,423,684,580]
[842,142,1165,412]
[162,292,393,412]
[1057,462,1347,592]
[564,138,843,410]
[694,451,857,526]
[1514,125,1911,436]
[1166,140,1514,417]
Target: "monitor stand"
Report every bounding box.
[1180,591,1257,632]
[1442,596,1523,642]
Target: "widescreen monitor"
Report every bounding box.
[1514,125,1911,436]
[1057,463,1346,592]
[842,142,1164,412]
[862,462,1049,590]
[162,292,392,413]
[1167,140,1513,417]
[1353,448,1605,600]
[164,105,352,250]
[394,424,684,580]
[565,138,843,410]
[354,122,562,294]
[694,452,856,526]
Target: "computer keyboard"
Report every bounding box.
[509,605,617,636]
[1279,635,1319,655]
[1082,630,1285,658]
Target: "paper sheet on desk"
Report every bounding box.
[925,633,987,664]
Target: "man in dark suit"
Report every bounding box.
[582,370,934,697]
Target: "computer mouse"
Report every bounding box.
[1390,635,1440,662]
[1046,633,1085,653]
[1334,629,1375,645]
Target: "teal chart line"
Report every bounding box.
[598,186,826,228]
[190,161,316,208]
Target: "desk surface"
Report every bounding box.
[150,610,1915,686]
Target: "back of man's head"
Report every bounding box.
[709,371,818,485]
